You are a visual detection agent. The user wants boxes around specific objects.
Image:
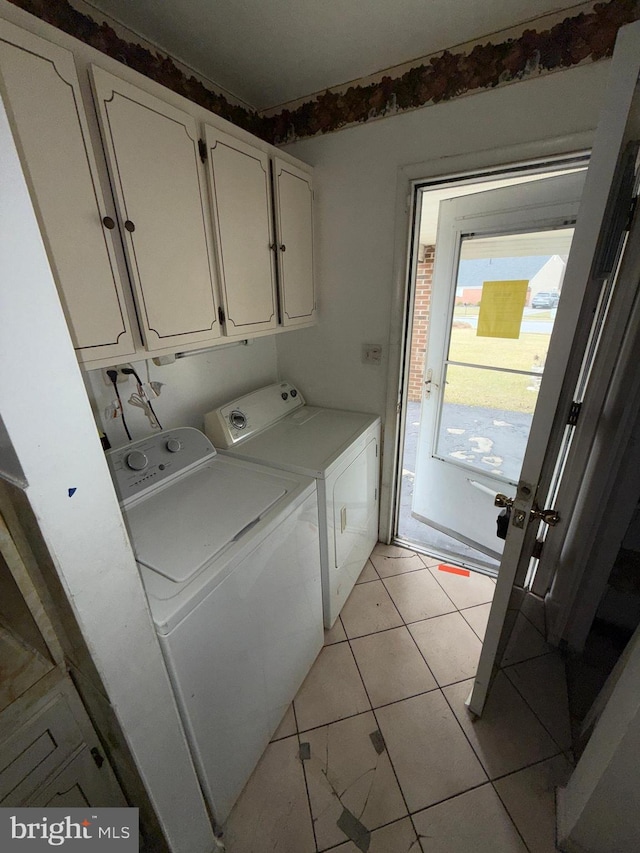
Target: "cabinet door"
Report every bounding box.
[204,127,278,337]
[272,158,316,328]
[0,21,135,363]
[91,67,221,350]
[32,747,127,808]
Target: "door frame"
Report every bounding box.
[380,143,591,549]
[409,173,584,562]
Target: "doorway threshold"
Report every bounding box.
[393,535,498,578]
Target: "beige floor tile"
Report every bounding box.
[413,784,527,852]
[371,542,417,558]
[340,581,403,639]
[324,617,347,645]
[495,755,573,853]
[371,545,425,578]
[419,553,442,569]
[504,653,572,750]
[223,736,315,853]
[376,691,486,812]
[521,593,547,635]
[294,644,370,731]
[351,626,437,706]
[383,569,456,623]
[443,673,559,779]
[427,565,495,609]
[330,817,421,852]
[409,612,482,686]
[302,711,407,850]
[271,703,296,741]
[501,612,550,667]
[460,602,492,640]
[356,559,379,583]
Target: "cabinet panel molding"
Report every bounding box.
[91,65,221,350]
[205,126,278,336]
[0,20,135,363]
[272,157,316,328]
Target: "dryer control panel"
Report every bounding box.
[204,381,305,448]
[107,427,216,504]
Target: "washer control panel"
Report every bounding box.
[204,381,305,448]
[107,427,215,503]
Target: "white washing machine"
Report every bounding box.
[107,427,322,824]
[204,382,381,628]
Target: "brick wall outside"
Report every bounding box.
[407,246,435,402]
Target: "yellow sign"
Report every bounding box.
[477,280,528,339]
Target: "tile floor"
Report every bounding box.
[222,543,572,853]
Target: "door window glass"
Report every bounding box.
[435,228,574,484]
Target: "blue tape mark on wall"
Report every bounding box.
[68,487,77,497]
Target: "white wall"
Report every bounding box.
[276,63,610,417]
[558,625,640,852]
[85,338,278,445]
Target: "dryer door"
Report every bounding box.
[332,434,379,579]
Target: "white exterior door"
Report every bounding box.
[412,173,584,560]
[469,20,640,716]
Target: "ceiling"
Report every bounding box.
[84,0,581,111]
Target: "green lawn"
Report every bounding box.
[453,305,554,322]
[444,327,550,413]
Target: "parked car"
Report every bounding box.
[531,291,560,308]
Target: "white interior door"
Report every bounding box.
[412,173,584,560]
[468,20,640,716]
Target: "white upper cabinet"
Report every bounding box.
[204,126,278,337]
[91,66,221,351]
[0,21,135,363]
[272,158,316,328]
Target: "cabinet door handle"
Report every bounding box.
[280,244,286,252]
[269,243,277,251]
[102,216,115,230]
[124,220,136,232]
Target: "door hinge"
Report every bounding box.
[198,138,207,163]
[532,538,545,560]
[90,747,105,769]
[218,305,226,325]
[567,401,582,427]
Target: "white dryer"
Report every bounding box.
[107,427,322,823]
[205,383,381,628]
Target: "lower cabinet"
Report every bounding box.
[0,668,126,808]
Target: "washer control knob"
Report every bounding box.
[166,438,182,453]
[290,389,297,397]
[281,392,289,400]
[126,450,148,471]
[229,410,247,430]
